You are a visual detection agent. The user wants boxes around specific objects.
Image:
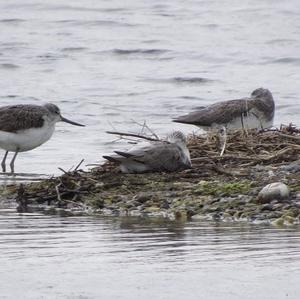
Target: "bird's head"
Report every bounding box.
[251,88,273,100]
[44,103,85,126]
[166,131,187,145]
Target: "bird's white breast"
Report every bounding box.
[200,110,273,131]
[0,122,56,152]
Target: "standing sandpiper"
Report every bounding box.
[0,103,85,173]
[103,131,192,173]
[173,88,275,131]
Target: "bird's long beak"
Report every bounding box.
[61,116,85,127]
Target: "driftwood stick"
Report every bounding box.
[261,147,298,161]
[276,132,300,144]
[106,131,161,142]
[58,167,68,174]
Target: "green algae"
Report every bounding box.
[193,180,253,196]
[3,150,299,226]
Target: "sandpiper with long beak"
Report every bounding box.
[0,103,85,173]
[173,88,275,131]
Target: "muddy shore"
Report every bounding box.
[1,126,300,225]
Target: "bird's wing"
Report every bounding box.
[128,143,190,171]
[103,143,191,172]
[103,146,147,164]
[173,98,254,126]
[0,105,45,133]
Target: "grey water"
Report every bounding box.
[0,207,300,299]
[1,1,300,298]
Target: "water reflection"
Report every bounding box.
[0,209,300,298]
[1,209,300,264]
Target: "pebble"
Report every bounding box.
[133,192,153,203]
[257,182,290,204]
[279,160,300,173]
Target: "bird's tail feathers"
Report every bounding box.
[102,155,121,163]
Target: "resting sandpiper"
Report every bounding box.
[0,103,84,173]
[103,131,192,173]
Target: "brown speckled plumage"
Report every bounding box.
[173,88,275,128]
[0,104,47,133]
[0,103,84,173]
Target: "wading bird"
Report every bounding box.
[0,103,84,173]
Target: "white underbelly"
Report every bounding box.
[200,113,273,131]
[0,125,55,152]
[120,161,148,173]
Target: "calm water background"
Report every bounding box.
[0,1,300,298]
[0,207,300,299]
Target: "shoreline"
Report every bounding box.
[1,127,300,226]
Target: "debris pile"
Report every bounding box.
[5,125,300,225]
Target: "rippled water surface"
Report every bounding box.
[0,208,300,299]
[1,2,300,298]
[0,0,299,174]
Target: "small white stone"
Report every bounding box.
[258,182,290,203]
[268,170,275,177]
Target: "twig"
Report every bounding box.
[74,159,85,171]
[86,163,101,167]
[58,167,68,174]
[130,119,159,139]
[276,132,300,144]
[211,154,260,161]
[106,131,161,142]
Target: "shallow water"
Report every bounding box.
[0,0,299,174]
[0,2,300,297]
[0,208,300,299]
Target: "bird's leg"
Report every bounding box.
[1,151,8,173]
[240,112,249,138]
[10,150,19,174]
[219,126,227,157]
[250,111,263,131]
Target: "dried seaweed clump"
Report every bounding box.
[188,124,300,169]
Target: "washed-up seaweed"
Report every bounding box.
[6,125,300,222]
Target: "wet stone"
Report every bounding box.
[160,200,170,209]
[257,182,290,204]
[259,204,274,211]
[133,192,153,204]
